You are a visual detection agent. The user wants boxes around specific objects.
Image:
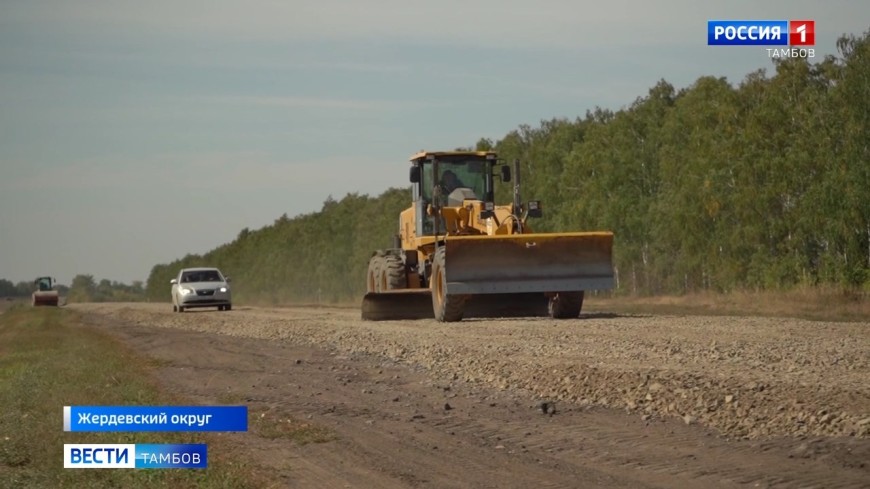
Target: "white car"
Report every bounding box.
[170,267,232,312]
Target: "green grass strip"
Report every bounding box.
[0,305,270,488]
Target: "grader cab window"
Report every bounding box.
[422,163,435,201]
[421,160,487,202]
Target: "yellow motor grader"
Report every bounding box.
[361,151,614,322]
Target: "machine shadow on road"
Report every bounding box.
[457,311,648,323]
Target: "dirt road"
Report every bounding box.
[74,303,869,488]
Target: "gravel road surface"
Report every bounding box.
[73,302,869,488]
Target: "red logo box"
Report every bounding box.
[790,20,815,46]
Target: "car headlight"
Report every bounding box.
[180,287,195,296]
[219,287,228,293]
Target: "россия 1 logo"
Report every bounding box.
[707,20,815,58]
[788,20,815,46]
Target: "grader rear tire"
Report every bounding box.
[431,247,467,322]
[380,255,407,291]
[548,291,584,319]
[366,256,383,292]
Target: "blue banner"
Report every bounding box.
[63,406,247,432]
[64,443,207,469]
[707,20,788,46]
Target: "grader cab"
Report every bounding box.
[361,151,614,322]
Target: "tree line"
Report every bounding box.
[146,30,870,302]
[0,276,145,302]
[0,279,69,297]
[67,275,147,302]
[145,190,410,303]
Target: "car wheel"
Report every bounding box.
[178,305,185,312]
[225,304,232,311]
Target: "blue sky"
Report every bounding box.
[1,1,867,285]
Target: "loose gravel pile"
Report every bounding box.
[79,303,870,440]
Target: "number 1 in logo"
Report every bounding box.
[789,20,815,46]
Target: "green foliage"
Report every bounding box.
[145,31,870,300]
[146,188,411,303]
[15,281,32,296]
[0,308,268,487]
[475,138,495,151]
[0,279,21,297]
[68,274,146,303]
[0,280,44,297]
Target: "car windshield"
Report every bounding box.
[181,270,222,283]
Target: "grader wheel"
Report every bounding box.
[379,255,407,291]
[548,291,584,319]
[366,256,382,293]
[431,247,468,322]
